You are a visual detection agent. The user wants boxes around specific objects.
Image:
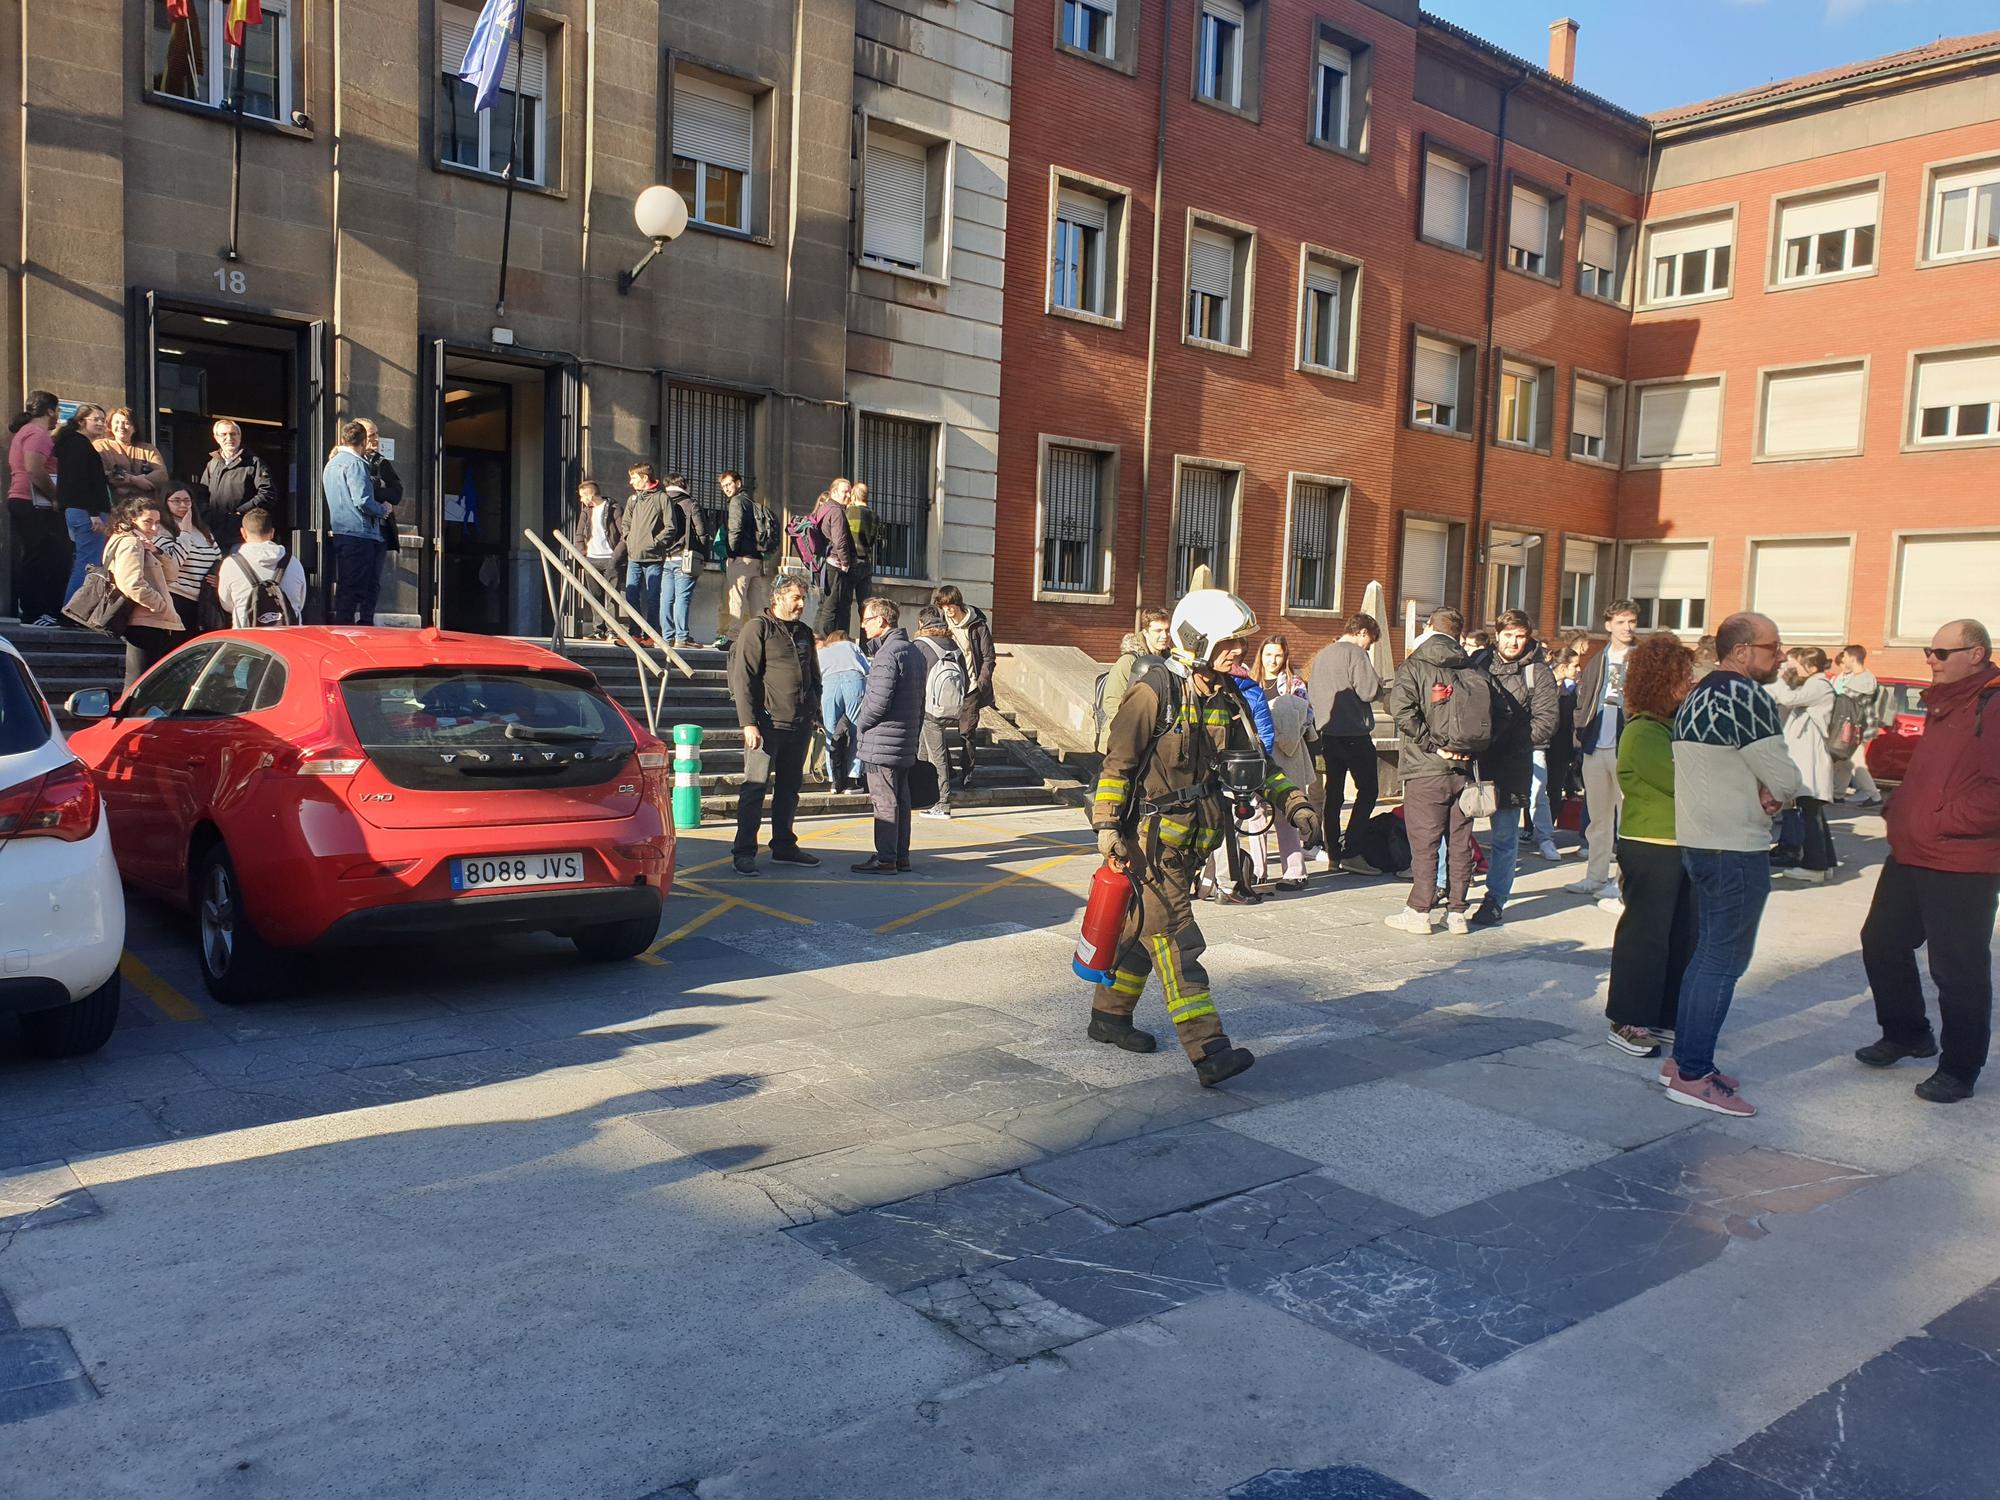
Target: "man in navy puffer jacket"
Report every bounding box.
[852,596,929,873]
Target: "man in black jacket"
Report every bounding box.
[932,584,995,788]
[1387,607,1480,935]
[199,419,276,534]
[715,470,774,650]
[728,576,823,876]
[1470,609,1560,927]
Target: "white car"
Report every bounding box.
[0,634,123,1055]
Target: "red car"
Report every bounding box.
[1863,678,1928,784]
[66,627,675,1002]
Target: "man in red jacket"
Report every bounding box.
[1855,618,2000,1103]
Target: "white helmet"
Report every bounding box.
[1169,590,1259,666]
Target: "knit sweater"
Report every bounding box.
[1616,714,1677,844]
[1671,670,1804,853]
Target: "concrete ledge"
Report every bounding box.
[994,643,1108,755]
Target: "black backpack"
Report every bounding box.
[225,549,299,627]
[752,502,781,559]
[1431,666,1503,755]
[1358,810,1413,875]
[1825,692,1866,762]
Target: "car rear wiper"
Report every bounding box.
[503,723,597,743]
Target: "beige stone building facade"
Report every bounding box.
[1,0,1011,632]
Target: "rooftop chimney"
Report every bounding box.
[1548,18,1579,85]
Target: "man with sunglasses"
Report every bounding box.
[1855,619,2000,1103]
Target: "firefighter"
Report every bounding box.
[1089,590,1322,1086]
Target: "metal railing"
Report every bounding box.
[523,528,693,734]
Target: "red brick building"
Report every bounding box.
[994,3,2000,678]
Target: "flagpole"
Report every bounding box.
[225,27,249,261]
[494,1,527,317]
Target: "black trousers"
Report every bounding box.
[331,534,383,625]
[918,719,965,808]
[1607,838,1698,1031]
[1403,771,1471,913]
[1863,857,2000,1083]
[866,764,912,864]
[1321,733,1379,856]
[122,623,179,689]
[1797,796,1837,872]
[812,567,854,638]
[7,499,67,621]
[732,725,810,858]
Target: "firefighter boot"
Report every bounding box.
[1194,1037,1256,1088]
[1088,1010,1158,1053]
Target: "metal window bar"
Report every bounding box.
[1042,446,1102,593]
[664,384,756,536]
[1290,483,1335,609]
[1173,466,1229,595]
[858,413,933,578]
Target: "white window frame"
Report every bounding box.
[671,74,756,234]
[1578,210,1626,303]
[1623,542,1712,635]
[1641,210,1736,308]
[1629,375,1725,469]
[1054,198,1107,317]
[1312,38,1350,150]
[437,3,549,187]
[1923,153,2000,266]
[1411,332,1468,435]
[1754,358,1870,463]
[1743,534,1855,643]
[1557,535,1613,632]
[1506,182,1557,280]
[1486,525,1543,616]
[1569,372,1619,468]
[1296,246,1360,379]
[1904,343,2000,451]
[1497,359,1540,449]
[1059,0,1116,59]
[1887,527,2000,645]
[1282,474,1349,617]
[1397,514,1462,624]
[860,118,954,284]
[1768,178,1880,290]
[148,0,295,122]
[1184,212,1254,354]
[1421,148,1476,253]
[1195,1,1245,109]
[1033,434,1118,605]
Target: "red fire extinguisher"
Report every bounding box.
[1073,861,1134,984]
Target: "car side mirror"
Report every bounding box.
[64,689,114,720]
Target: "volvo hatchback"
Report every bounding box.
[66,628,674,1003]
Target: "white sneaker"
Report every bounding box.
[1597,895,1626,915]
[1384,907,1435,935]
[1566,876,1600,895]
[1595,880,1622,902]
[1776,867,1827,883]
[1536,841,1562,861]
[1444,911,1471,936]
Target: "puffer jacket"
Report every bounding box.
[1390,630,1477,780]
[103,530,184,633]
[1476,642,1560,808]
[855,628,928,767]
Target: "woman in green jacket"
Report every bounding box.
[1605,633,1699,1058]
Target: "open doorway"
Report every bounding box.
[440,376,514,635]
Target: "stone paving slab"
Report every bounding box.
[750,1123,1045,1216]
[0,1163,99,1234]
[896,1272,1106,1361]
[1406,1045,1697,1149]
[975,1071,1251,1156]
[1018,1123,1319,1227]
[825,1048,1083,1132]
[627,1075,908,1172]
[0,1328,95,1426]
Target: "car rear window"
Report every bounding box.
[340,670,636,791]
[1882,684,1927,720]
[0,655,52,755]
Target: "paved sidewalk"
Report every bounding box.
[0,804,1995,1499]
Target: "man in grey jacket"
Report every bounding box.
[1307,612,1384,874]
[852,597,929,873]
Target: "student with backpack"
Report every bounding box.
[1469,609,1559,926]
[1767,645,1839,881]
[715,470,779,650]
[806,480,857,637]
[912,619,970,819]
[217,507,306,628]
[1386,606,1493,935]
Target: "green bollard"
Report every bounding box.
[671,722,703,830]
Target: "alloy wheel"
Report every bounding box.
[200,862,236,977]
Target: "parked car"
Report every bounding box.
[65,627,675,1003]
[0,635,124,1055]
[1864,677,1928,784]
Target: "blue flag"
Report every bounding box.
[457,0,521,113]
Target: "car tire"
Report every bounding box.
[18,969,122,1058]
[195,844,283,1004]
[571,913,660,962]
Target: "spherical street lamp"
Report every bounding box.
[618,185,691,294]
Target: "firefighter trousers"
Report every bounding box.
[1090,852,1226,1061]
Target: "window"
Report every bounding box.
[1411,334,1467,433]
[1298,252,1358,375]
[1497,360,1542,449]
[862,122,951,279]
[1053,188,1115,318]
[1173,464,1237,595]
[1486,528,1543,615]
[1893,531,2000,641]
[1506,184,1560,279]
[1579,213,1626,301]
[670,77,755,233]
[1558,539,1611,631]
[1774,186,1877,285]
[1286,481,1345,612]
[1927,158,2000,262]
[665,384,757,538]
[1912,347,2000,445]
[1759,362,1866,460]
[1626,545,1708,632]
[1644,213,1732,304]
[1570,376,1616,463]
[1632,378,1722,466]
[1186,223,1250,348]
[1748,538,1851,640]
[1313,38,1351,149]
[186,644,287,717]
[123,644,223,719]
[438,5,548,185]
[148,0,292,121]
[1195,0,1245,108]
[856,414,935,579]
[1398,517,1463,621]
[1060,0,1115,58]
[1421,150,1481,252]
[1040,444,1110,596]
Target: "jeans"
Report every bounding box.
[660,559,697,642]
[1863,857,2000,1083]
[625,561,662,629]
[64,507,105,604]
[733,726,809,859]
[331,534,383,625]
[865,764,912,864]
[1320,734,1379,856]
[1404,772,1472,913]
[1607,838,1697,1032]
[1485,807,1522,910]
[1674,848,1772,1082]
[1528,751,1554,846]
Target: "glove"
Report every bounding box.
[1289,803,1323,849]
[1096,828,1134,869]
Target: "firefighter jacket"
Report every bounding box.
[1091,665,1309,861]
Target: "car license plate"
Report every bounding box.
[451,852,586,892]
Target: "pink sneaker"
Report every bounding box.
[1659,1058,1739,1091]
[1665,1067,1755,1117]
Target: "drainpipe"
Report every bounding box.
[1467,73,1523,623]
[1133,0,1173,624]
[577,0,597,473]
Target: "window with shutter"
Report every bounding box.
[1060,0,1116,58]
[1399,519,1450,619]
[1042,446,1106,594]
[1196,0,1244,107]
[671,76,755,230]
[1314,39,1351,147]
[1776,187,1877,282]
[1173,466,1235,595]
[1288,483,1342,610]
[1634,380,1721,464]
[1627,545,1709,632]
[1412,336,1461,431]
[1559,539,1606,629]
[1508,187,1550,275]
[665,385,757,537]
[1761,364,1865,459]
[1748,539,1850,639]
[1571,379,1610,460]
[1645,214,1733,303]
[1928,160,2000,261]
[1423,153,1471,248]
[1895,532,2000,640]
[1300,258,1348,372]
[437,4,548,184]
[1498,361,1539,447]
[863,129,930,270]
[1580,215,1621,298]
[857,414,935,579]
[1187,228,1238,344]
[1913,347,2000,443]
[1054,191,1110,315]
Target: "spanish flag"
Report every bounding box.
[224,0,263,47]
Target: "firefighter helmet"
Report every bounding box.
[1169,590,1259,666]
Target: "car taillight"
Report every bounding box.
[299,756,366,776]
[637,749,669,770]
[0,760,101,844]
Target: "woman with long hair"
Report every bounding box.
[96,406,169,504]
[1258,634,1308,699]
[1768,646,1840,882]
[102,494,185,686]
[1605,633,1700,1059]
[159,485,224,635]
[54,402,114,605]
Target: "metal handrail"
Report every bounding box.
[547,528,698,676]
[523,529,689,734]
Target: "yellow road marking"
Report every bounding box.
[676,815,874,878]
[874,852,1081,934]
[637,894,739,965]
[119,952,203,1022]
[676,878,813,925]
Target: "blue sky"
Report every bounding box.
[1422,0,1996,115]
